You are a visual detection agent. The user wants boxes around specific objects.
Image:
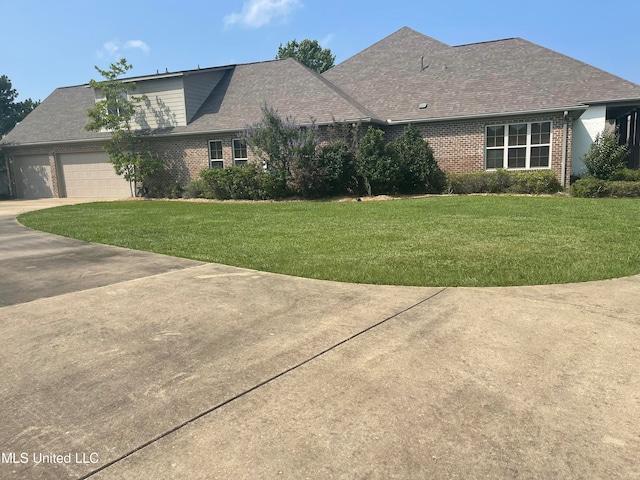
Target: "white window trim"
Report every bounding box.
[208,140,224,169]
[485,121,552,170]
[232,138,248,165]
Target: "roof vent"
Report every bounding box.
[421,56,428,71]
[418,103,428,109]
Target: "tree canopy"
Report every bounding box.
[275,39,335,73]
[0,75,39,137]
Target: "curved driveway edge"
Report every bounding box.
[0,199,203,307]
[1,199,639,479]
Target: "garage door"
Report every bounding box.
[59,152,132,198]
[13,155,53,198]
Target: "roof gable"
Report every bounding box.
[323,26,450,90]
[324,27,640,122]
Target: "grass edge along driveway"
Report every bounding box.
[18,196,640,287]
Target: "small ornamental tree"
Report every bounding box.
[85,58,162,196]
[582,129,629,180]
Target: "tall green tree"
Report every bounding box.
[1,75,39,170]
[0,75,39,136]
[85,58,161,196]
[276,39,335,73]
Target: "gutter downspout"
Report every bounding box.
[561,111,568,188]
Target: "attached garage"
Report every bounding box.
[13,155,53,198]
[59,152,131,198]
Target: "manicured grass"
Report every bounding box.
[18,196,640,287]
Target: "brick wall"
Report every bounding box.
[381,113,573,183]
[149,132,260,186]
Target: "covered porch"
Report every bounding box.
[608,102,640,169]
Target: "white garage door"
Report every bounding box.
[13,155,53,198]
[59,152,132,198]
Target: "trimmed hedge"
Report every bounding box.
[187,164,273,200]
[447,169,562,195]
[571,178,640,198]
[610,168,640,182]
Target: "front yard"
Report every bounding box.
[18,196,640,287]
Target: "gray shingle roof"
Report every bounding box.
[4,26,640,148]
[323,27,640,122]
[1,59,376,147]
[184,58,379,132]
[0,85,110,146]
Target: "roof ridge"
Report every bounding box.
[293,60,383,121]
[454,37,518,48]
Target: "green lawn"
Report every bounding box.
[18,196,640,287]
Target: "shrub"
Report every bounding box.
[509,170,562,194]
[183,178,208,199]
[571,178,640,198]
[319,142,357,194]
[199,164,270,200]
[447,170,562,195]
[288,141,356,198]
[389,124,445,193]
[447,171,490,194]
[356,126,401,195]
[582,129,629,180]
[146,181,185,199]
[610,168,640,182]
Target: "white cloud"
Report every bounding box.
[320,33,334,47]
[125,40,150,54]
[98,39,150,59]
[224,0,301,29]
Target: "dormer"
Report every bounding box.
[93,65,233,130]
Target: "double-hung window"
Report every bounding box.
[209,140,223,169]
[486,121,551,170]
[232,139,248,166]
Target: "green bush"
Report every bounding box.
[582,129,629,180]
[147,181,185,199]
[610,168,640,182]
[288,141,355,198]
[357,126,401,195]
[571,178,640,198]
[447,169,562,195]
[389,124,445,193]
[183,178,209,199]
[198,164,271,200]
[509,170,563,194]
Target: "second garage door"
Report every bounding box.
[59,152,132,198]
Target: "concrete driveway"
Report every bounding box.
[1,199,639,479]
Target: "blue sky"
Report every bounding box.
[5,0,640,102]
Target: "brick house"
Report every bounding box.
[2,27,639,198]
